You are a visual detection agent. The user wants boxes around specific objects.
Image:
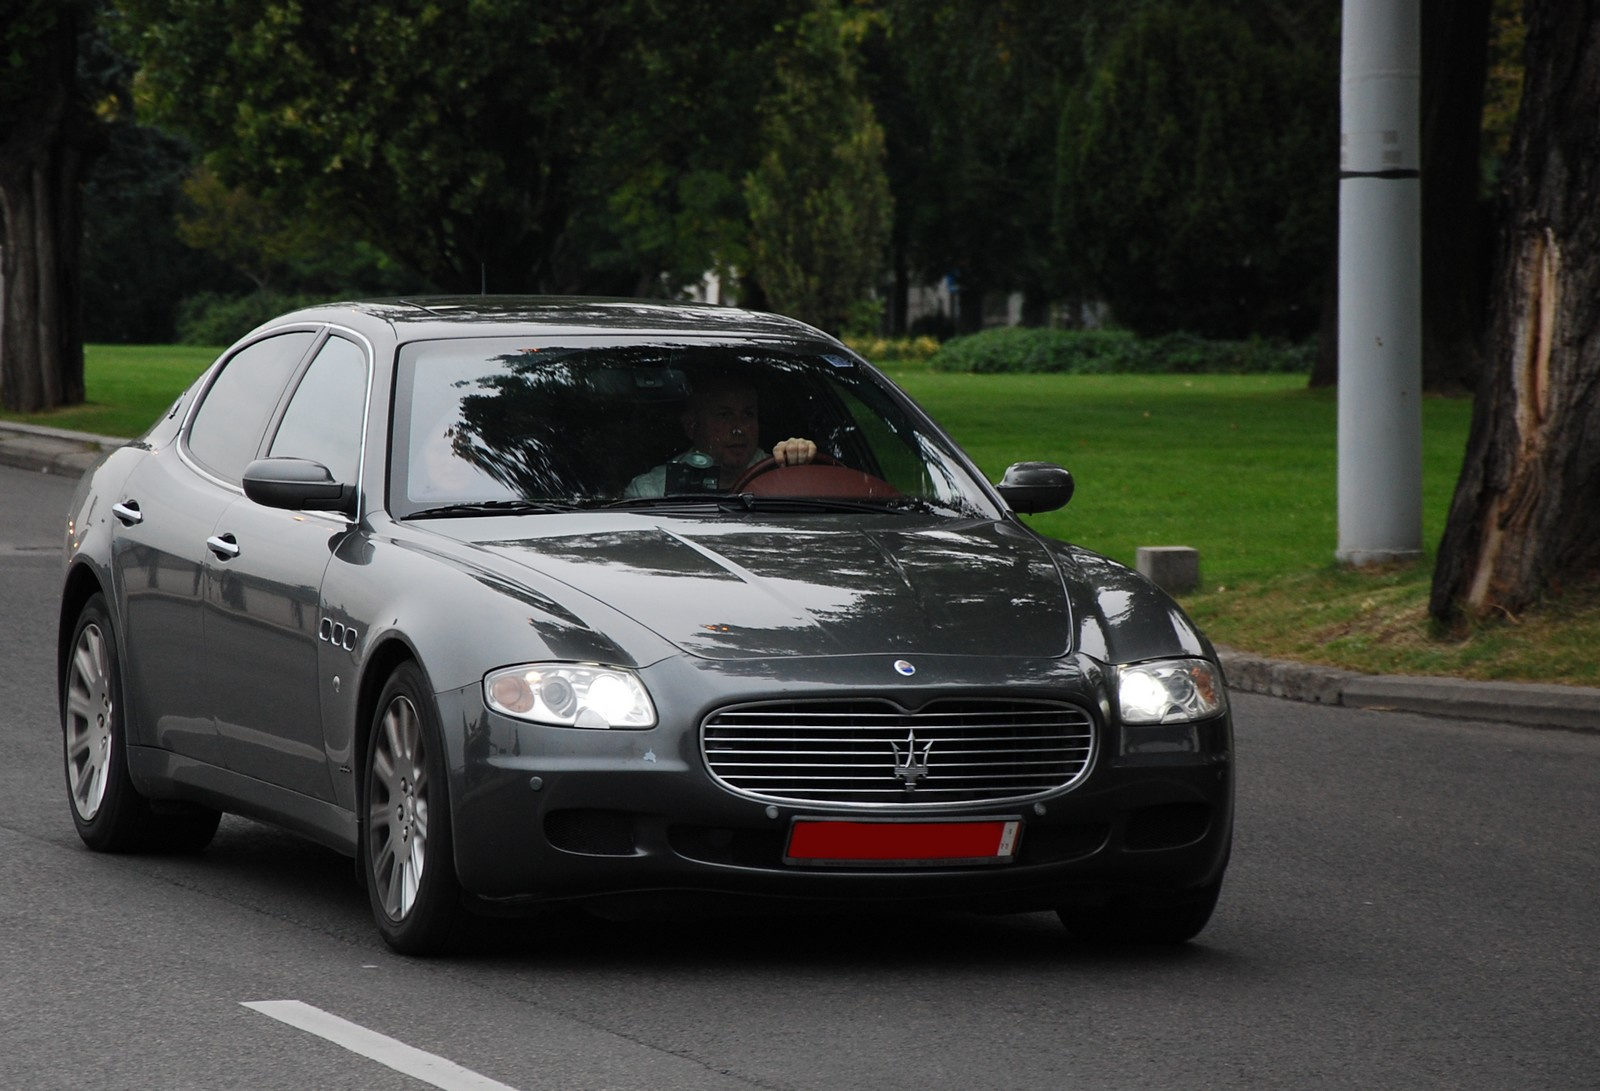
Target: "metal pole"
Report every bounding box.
[1337,0,1423,565]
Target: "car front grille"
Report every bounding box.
[701,698,1096,807]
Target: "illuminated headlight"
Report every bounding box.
[484,664,656,729]
[1117,659,1227,725]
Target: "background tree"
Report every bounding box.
[1418,0,1494,394]
[172,166,416,298]
[1054,2,1336,340]
[116,0,784,296]
[175,167,335,294]
[81,123,246,343]
[744,1,893,335]
[0,0,109,411]
[1430,0,1600,622]
[873,0,1083,334]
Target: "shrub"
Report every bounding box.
[844,335,942,364]
[928,327,1314,375]
[176,291,333,346]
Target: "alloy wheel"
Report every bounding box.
[64,622,115,822]
[368,693,430,921]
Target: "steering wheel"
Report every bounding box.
[728,453,901,499]
[728,452,838,492]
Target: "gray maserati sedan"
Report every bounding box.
[59,298,1232,954]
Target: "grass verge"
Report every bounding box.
[0,344,219,438]
[8,345,1595,687]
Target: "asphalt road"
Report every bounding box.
[3,463,1596,1090]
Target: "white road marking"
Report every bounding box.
[242,1000,522,1091]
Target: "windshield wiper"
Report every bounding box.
[605,494,727,511]
[726,494,903,514]
[404,499,580,519]
[607,493,966,516]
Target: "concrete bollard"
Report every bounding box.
[1136,546,1200,594]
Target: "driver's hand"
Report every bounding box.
[772,437,817,466]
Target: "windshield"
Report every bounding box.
[388,339,999,519]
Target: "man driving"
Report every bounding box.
[623,377,817,497]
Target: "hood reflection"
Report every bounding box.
[477,518,1072,661]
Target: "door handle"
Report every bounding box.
[112,500,143,526]
[206,533,240,560]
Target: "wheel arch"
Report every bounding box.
[58,562,111,701]
[352,635,424,813]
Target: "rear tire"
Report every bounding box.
[363,662,462,955]
[1057,877,1224,945]
[63,593,220,854]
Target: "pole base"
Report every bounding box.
[1335,548,1423,567]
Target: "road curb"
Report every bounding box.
[0,421,125,477]
[1218,647,1600,732]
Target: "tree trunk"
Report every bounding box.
[1429,0,1600,622]
[1419,0,1493,394]
[1309,243,1338,387]
[889,240,909,337]
[956,282,984,334]
[0,6,94,414]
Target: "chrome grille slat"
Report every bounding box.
[702,698,1096,807]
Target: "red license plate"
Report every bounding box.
[784,818,1022,867]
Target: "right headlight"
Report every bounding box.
[484,663,657,729]
[1117,658,1227,725]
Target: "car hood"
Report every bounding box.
[456,516,1074,661]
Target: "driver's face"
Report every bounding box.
[685,387,759,471]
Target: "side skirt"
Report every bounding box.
[126,745,358,857]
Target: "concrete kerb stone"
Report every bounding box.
[0,421,126,476]
[1216,647,1361,706]
[1218,646,1600,733]
[1342,675,1600,732]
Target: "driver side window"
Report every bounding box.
[269,336,369,486]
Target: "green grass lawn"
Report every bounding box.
[9,345,1596,686]
[885,369,1468,587]
[0,344,220,438]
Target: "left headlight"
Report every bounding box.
[1117,658,1227,725]
[484,663,657,729]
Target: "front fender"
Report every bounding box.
[1042,539,1216,668]
[318,522,678,809]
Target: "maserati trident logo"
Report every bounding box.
[891,730,933,790]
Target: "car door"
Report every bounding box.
[112,331,317,764]
[205,333,369,801]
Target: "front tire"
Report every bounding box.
[63,593,220,854]
[364,662,462,955]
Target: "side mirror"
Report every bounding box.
[243,457,356,518]
[995,461,1074,514]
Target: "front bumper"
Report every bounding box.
[438,652,1233,914]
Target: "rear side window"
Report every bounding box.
[268,335,368,485]
[186,332,315,483]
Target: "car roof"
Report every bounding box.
[263,296,836,345]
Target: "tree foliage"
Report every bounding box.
[115,0,785,295]
[80,123,248,343]
[1054,2,1336,339]
[872,0,1087,331]
[744,1,893,335]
